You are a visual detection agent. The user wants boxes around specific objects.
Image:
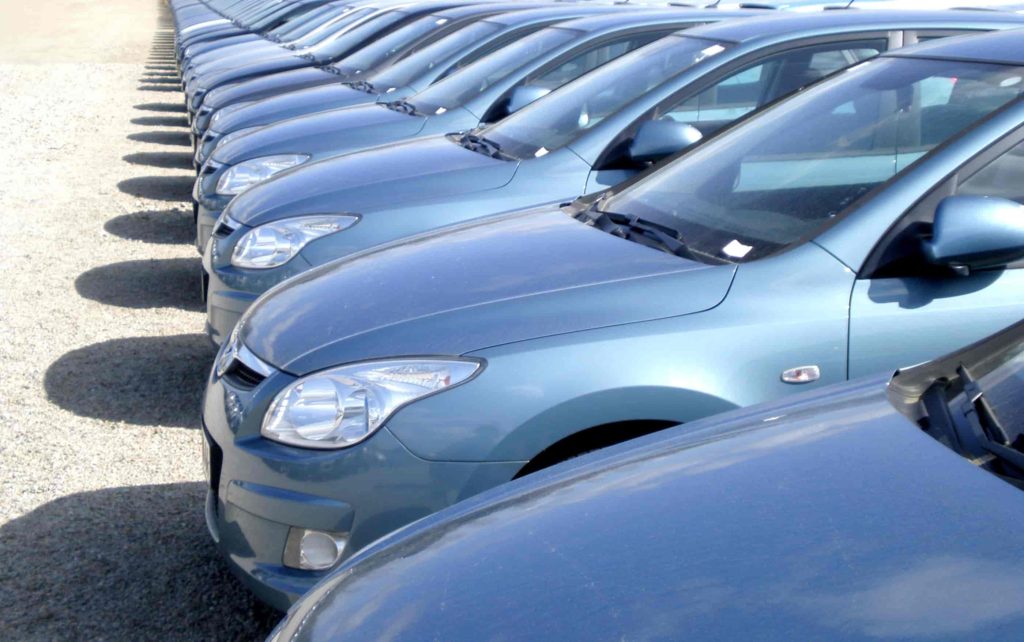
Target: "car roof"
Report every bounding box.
[548,7,757,32]
[683,8,1024,43]
[886,25,1024,65]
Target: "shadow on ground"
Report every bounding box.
[0,484,280,639]
[44,334,213,427]
[139,83,181,92]
[75,257,203,310]
[118,175,193,200]
[131,115,187,127]
[141,76,180,85]
[128,130,191,146]
[124,151,193,169]
[135,102,184,112]
[104,209,194,244]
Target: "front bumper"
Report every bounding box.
[203,373,522,609]
[201,244,257,345]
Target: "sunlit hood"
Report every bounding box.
[241,207,736,374]
[204,66,330,111]
[213,83,386,136]
[214,102,426,163]
[224,136,518,228]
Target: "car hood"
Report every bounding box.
[203,53,310,89]
[225,136,518,228]
[214,102,427,162]
[281,376,1024,641]
[241,207,736,374]
[204,66,332,111]
[213,83,376,134]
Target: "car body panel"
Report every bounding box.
[275,370,1024,641]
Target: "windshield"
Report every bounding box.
[270,4,346,41]
[267,4,335,40]
[331,14,469,78]
[483,35,731,160]
[291,7,372,49]
[599,57,1024,264]
[311,10,413,60]
[364,19,507,91]
[410,27,582,114]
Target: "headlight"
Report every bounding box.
[231,214,358,269]
[262,359,482,449]
[215,154,309,195]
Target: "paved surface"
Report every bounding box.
[0,1,279,639]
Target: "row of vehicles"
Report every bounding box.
[168,0,1024,637]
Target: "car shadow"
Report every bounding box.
[104,209,194,245]
[118,175,193,201]
[142,76,181,85]
[131,115,188,127]
[135,102,186,113]
[0,483,280,639]
[123,151,193,169]
[144,64,178,71]
[139,84,182,92]
[75,257,203,311]
[127,130,191,147]
[44,334,213,427]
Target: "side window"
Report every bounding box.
[530,32,666,90]
[956,139,1024,203]
[659,39,887,136]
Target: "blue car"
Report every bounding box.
[177,0,353,64]
[202,29,1024,609]
[183,0,449,117]
[188,2,550,140]
[178,1,355,63]
[200,9,1024,344]
[172,0,329,46]
[193,8,753,246]
[269,319,1024,641]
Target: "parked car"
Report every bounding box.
[175,0,335,54]
[182,0,456,117]
[268,318,1024,641]
[192,9,753,247]
[179,1,359,62]
[200,9,1024,343]
[186,2,552,139]
[202,29,1024,609]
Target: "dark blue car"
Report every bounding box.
[269,317,1024,641]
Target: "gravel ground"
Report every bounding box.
[0,1,279,639]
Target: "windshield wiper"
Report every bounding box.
[343,80,376,94]
[457,133,507,160]
[384,99,418,116]
[958,364,1024,463]
[586,209,694,260]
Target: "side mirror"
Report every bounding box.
[505,85,551,115]
[627,119,703,165]
[924,195,1024,274]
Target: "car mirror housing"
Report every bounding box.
[627,119,703,165]
[924,195,1024,274]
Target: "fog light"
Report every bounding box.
[283,527,348,571]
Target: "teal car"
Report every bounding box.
[200,9,1024,344]
[204,30,1024,609]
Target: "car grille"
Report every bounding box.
[213,216,237,238]
[225,360,266,388]
[204,427,223,503]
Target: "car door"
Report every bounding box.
[584,34,892,193]
[848,129,1024,379]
